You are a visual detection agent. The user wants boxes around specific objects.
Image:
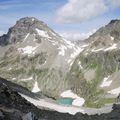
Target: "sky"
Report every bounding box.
[0,0,120,41]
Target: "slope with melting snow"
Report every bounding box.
[19,93,113,115]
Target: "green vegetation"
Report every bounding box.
[67,50,120,108]
[86,98,115,108]
[89,63,97,69]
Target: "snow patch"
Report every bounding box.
[32,81,40,93]
[12,78,16,80]
[70,61,74,66]
[60,90,80,99]
[111,36,114,41]
[91,48,104,52]
[20,93,113,115]
[100,76,112,87]
[24,33,30,41]
[78,61,83,69]
[47,39,58,46]
[32,18,35,21]
[19,93,85,115]
[36,28,51,38]
[67,59,74,67]
[58,45,67,56]
[72,97,85,107]
[108,87,120,95]
[67,46,84,66]
[52,42,58,46]
[91,44,117,52]
[21,77,33,81]
[51,31,57,36]
[8,67,12,70]
[67,59,72,64]
[18,46,37,55]
[81,44,89,48]
[104,44,117,51]
[63,38,75,49]
[71,47,83,59]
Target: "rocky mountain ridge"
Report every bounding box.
[0,17,86,99]
[68,19,120,107]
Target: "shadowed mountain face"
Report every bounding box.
[68,20,120,107]
[0,77,120,120]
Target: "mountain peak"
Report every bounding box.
[109,19,120,25]
[0,17,50,45]
[16,17,46,26]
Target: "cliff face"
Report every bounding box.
[0,77,120,120]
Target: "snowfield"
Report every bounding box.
[67,46,84,66]
[32,81,41,93]
[100,76,112,87]
[20,93,85,115]
[104,44,117,51]
[58,45,67,56]
[108,87,120,96]
[18,46,37,55]
[20,77,33,81]
[32,18,35,21]
[19,93,113,115]
[63,38,75,49]
[24,33,30,41]
[36,28,51,38]
[78,61,83,69]
[70,47,84,59]
[91,48,104,52]
[111,36,114,41]
[72,98,85,107]
[90,43,118,53]
[60,90,80,99]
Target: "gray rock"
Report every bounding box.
[0,111,4,117]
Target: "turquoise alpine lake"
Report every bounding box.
[57,98,73,105]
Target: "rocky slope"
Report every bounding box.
[0,17,85,98]
[68,19,120,108]
[1,77,120,120]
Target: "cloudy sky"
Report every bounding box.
[0,0,120,41]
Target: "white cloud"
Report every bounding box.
[0,0,31,10]
[0,31,5,36]
[60,29,96,41]
[110,0,120,8]
[56,0,120,23]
